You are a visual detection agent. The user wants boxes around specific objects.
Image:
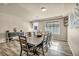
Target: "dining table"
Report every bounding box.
[16,34,46,55]
[26,35,44,55]
[26,36,44,46]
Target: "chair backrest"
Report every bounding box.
[43,34,47,42]
[47,33,52,42]
[19,36,28,49]
[42,34,48,46]
[27,32,31,37]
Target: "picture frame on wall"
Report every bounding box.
[69,5,79,28]
[34,26,37,30]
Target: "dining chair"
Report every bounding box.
[47,33,52,47]
[19,36,36,56]
[36,34,48,56]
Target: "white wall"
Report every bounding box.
[0,13,32,33]
[67,4,79,55]
[68,28,79,55]
[0,13,31,43]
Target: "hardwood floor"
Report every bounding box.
[47,40,73,56]
[0,40,73,56]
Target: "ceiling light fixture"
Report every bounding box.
[41,7,47,12]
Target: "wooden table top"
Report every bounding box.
[27,36,44,46]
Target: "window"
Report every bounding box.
[45,21,60,34]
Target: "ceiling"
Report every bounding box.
[0,3,75,21]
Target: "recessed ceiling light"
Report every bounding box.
[41,7,47,12]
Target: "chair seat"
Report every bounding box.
[19,36,36,56]
[27,43,35,48]
[22,43,35,51]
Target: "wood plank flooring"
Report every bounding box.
[47,40,73,56]
[0,40,73,56]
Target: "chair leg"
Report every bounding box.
[33,49,36,55]
[27,51,29,56]
[45,46,48,52]
[20,49,22,56]
[42,47,45,56]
